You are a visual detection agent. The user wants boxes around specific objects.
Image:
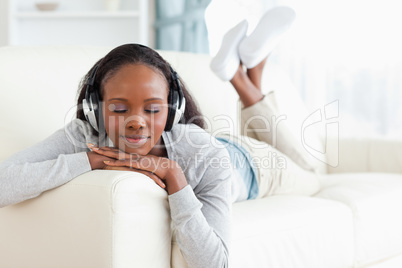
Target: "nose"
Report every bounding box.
[125,115,146,130]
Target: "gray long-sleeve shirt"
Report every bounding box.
[0,119,232,268]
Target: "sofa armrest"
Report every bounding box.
[0,170,171,268]
[327,137,402,174]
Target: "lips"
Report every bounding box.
[121,134,150,146]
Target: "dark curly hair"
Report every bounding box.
[76,43,205,134]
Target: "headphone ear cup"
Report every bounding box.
[83,92,100,132]
[173,97,186,125]
[165,66,186,131]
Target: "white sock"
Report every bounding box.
[239,6,296,69]
[210,20,248,81]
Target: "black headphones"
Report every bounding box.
[82,60,186,132]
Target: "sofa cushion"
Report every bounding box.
[315,173,402,267]
[229,195,354,268]
[171,195,354,268]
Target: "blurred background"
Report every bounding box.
[1,0,401,138]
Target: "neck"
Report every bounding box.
[149,136,168,158]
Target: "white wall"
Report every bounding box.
[0,0,10,46]
[148,0,155,48]
[205,0,276,56]
[0,0,156,47]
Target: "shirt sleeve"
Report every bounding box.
[168,147,232,268]
[0,120,94,207]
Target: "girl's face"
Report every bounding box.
[102,64,169,156]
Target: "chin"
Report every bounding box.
[121,146,151,156]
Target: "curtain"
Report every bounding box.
[205,0,402,137]
[155,0,212,53]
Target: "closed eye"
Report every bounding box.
[113,110,127,113]
[145,104,161,113]
[145,109,160,113]
[108,103,127,113]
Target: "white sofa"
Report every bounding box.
[1,46,402,268]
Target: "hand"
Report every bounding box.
[87,151,115,170]
[87,144,188,194]
[102,165,167,190]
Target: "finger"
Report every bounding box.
[103,159,140,169]
[87,143,101,152]
[104,158,157,174]
[87,143,116,150]
[104,154,171,182]
[88,144,118,153]
[104,165,132,171]
[104,165,166,189]
[96,146,121,152]
[92,147,129,160]
[132,169,166,189]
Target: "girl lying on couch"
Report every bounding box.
[0,6,319,268]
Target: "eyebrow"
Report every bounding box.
[108,97,164,102]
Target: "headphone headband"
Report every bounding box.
[82,49,185,133]
[87,64,99,88]
[171,68,184,106]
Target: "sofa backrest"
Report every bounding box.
[159,50,240,136]
[0,46,326,173]
[0,46,239,161]
[0,46,105,161]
